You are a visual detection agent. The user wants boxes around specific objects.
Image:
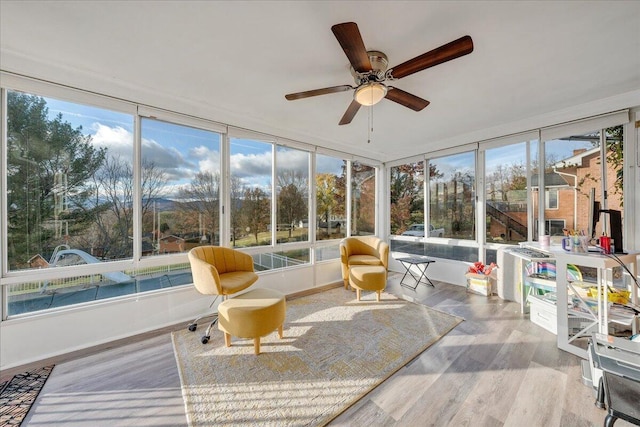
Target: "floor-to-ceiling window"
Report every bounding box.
[6,91,134,270]
[350,161,375,236]
[541,125,624,244]
[388,111,629,265]
[314,153,347,261]
[1,78,379,318]
[229,136,273,248]
[484,142,530,245]
[140,117,222,253]
[275,145,309,244]
[429,151,476,241]
[4,90,138,315]
[389,160,424,236]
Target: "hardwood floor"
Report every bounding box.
[14,273,630,426]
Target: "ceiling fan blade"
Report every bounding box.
[339,100,361,125]
[331,22,372,73]
[385,87,430,111]
[390,35,473,79]
[285,85,353,101]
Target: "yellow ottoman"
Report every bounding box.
[218,288,286,355]
[349,265,387,302]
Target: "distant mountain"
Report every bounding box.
[145,197,177,212]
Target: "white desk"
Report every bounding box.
[521,243,638,359]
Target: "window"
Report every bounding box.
[541,126,624,238]
[253,249,310,271]
[315,243,341,261]
[546,188,559,209]
[6,90,134,270]
[389,161,424,236]
[315,154,346,241]
[545,219,566,236]
[140,118,222,254]
[429,151,476,240]
[350,162,375,236]
[230,137,273,248]
[276,146,309,244]
[484,142,529,244]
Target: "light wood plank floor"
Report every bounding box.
[12,273,631,426]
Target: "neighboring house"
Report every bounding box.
[159,235,185,254]
[552,147,622,237]
[490,147,622,239]
[530,172,574,236]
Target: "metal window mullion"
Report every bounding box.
[538,136,546,237]
[476,149,485,262]
[424,157,429,236]
[1,88,7,278]
[133,113,142,263]
[271,144,277,247]
[1,88,6,320]
[309,151,317,262]
[221,133,230,247]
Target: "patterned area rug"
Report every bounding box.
[0,365,54,426]
[172,287,462,426]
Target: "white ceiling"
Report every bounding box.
[1,1,639,163]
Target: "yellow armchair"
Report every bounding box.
[187,246,258,343]
[339,236,389,289]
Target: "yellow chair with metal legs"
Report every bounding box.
[187,246,258,344]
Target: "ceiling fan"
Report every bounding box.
[285,22,473,125]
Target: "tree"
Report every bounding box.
[276,169,308,239]
[278,183,307,238]
[85,155,167,259]
[242,187,270,244]
[229,176,244,245]
[277,169,308,195]
[6,92,106,268]
[315,173,338,236]
[606,126,623,203]
[176,171,220,244]
[389,163,423,234]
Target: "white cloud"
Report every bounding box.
[230,151,272,178]
[90,123,133,158]
[89,123,199,183]
[276,149,309,175]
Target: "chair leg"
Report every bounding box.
[376,290,381,302]
[224,332,231,347]
[356,289,361,301]
[278,324,284,339]
[188,295,220,332]
[344,279,349,289]
[204,316,218,337]
[254,337,261,355]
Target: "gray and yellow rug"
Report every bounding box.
[172,287,462,426]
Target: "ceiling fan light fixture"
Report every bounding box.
[354,82,387,106]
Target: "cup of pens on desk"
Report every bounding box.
[579,236,589,252]
[571,236,583,252]
[561,234,589,253]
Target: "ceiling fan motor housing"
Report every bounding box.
[351,50,388,84]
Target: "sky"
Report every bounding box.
[44,95,326,197]
[43,93,594,196]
